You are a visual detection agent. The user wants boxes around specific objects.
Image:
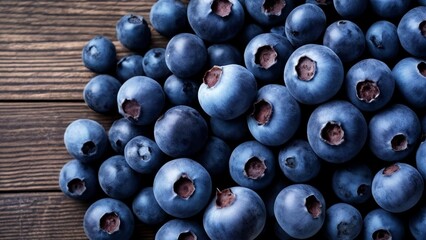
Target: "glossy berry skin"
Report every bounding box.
[416,141,426,180]
[149,0,189,38]
[83,74,121,114]
[64,119,108,164]
[392,57,426,109]
[278,139,321,183]
[274,184,326,239]
[203,186,266,240]
[82,35,116,74]
[323,20,365,63]
[363,208,405,240]
[307,100,368,163]
[365,21,400,62]
[142,48,171,82]
[372,162,424,213]
[132,187,168,226]
[247,84,301,146]
[117,76,165,126]
[324,203,363,240]
[59,159,99,201]
[397,6,426,58]
[198,64,257,120]
[165,33,207,78]
[116,54,144,83]
[116,14,151,53]
[333,0,367,19]
[208,44,243,68]
[153,158,212,218]
[229,140,276,190]
[108,117,147,155]
[284,3,327,47]
[209,115,250,142]
[284,44,344,105]
[244,33,293,83]
[124,136,165,174]
[409,206,426,239]
[245,0,295,27]
[83,198,134,240]
[98,155,142,200]
[332,163,373,204]
[163,75,199,107]
[154,105,208,157]
[368,104,421,161]
[155,219,209,240]
[195,136,231,177]
[369,0,412,19]
[187,0,245,43]
[344,58,395,112]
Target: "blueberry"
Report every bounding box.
[333,0,367,19]
[283,44,344,105]
[244,33,294,83]
[232,23,265,50]
[108,117,147,155]
[116,54,145,83]
[149,0,190,38]
[209,115,250,142]
[278,139,321,183]
[409,205,426,239]
[154,105,208,157]
[124,135,165,174]
[153,158,212,218]
[59,159,99,201]
[203,186,266,240]
[98,155,142,200]
[344,58,395,112]
[165,33,208,78]
[392,57,426,109]
[83,74,121,114]
[332,163,373,204]
[372,162,424,213]
[83,198,134,240]
[284,3,327,47]
[64,119,108,164]
[195,136,232,177]
[323,20,365,63]
[208,43,243,68]
[416,141,426,180]
[363,208,405,240]
[229,140,276,190]
[274,184,326,239]
[365,21,400,62]
[187,0,245,43]
[247,84,301,146]
[368,104,421,161]
[324,203,363,240]
[142,48,171,82]
[397,6,426,58]
[163,75,200,107]
[132,187,169,226]
[82,35,116,74]
[198,64,257,120]
[307,100,368,163]
[245,0,295,27]
[155,219,209,240]
[116,14,151,53]
[369,0,412,19]
[117,76,165,126]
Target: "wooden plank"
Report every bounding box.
[0,1,168,100]
[0,102,117,192]
[0,192,155,239]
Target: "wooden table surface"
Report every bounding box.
[0,1,168,239]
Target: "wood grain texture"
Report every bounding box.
[0,192,155,239]
[0,1,168,100]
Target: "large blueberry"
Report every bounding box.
[307,100,368,163]
[82,35,116,74]
[245,0,295,27]
[116,14,151,53]
[203,186,266,240]
[154,105,208,157]
[344,58,395,112]
[124,135,165,174]
[163,75,199,107]
[187,0,245,43]
[229,140,276,190]
[247,84,301,146]
[142,48,171,82]
[392,57,426,109]
[153,158,212,218]
[397,6,426,58]
[108,117,147,155]
[64,119,108,164]
[409,205,426,239]
[274,184,326,239]
[365,21,400,62]
[283,44,344,105]
[155,219,209,240]
[363,208,405,240]
[209,115,250,142]
[83,74,121,114]
[284,3,327,47]
[198,64,257,120]
[115,54,145,83]
[372,162,424,213]
[83,198,134,240]
[368,104,421,161]
[132,187,168,226]
[332,163,372,204]
[369,0,412,18]
[208,43,243,68]
[324,203,363,240]
[149,0,189,38]
[333,0,367,19]
[117,76,165,126]
[195,136,231,177]
[244,33,293,83]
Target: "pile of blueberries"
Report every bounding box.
[59,0,426,239]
